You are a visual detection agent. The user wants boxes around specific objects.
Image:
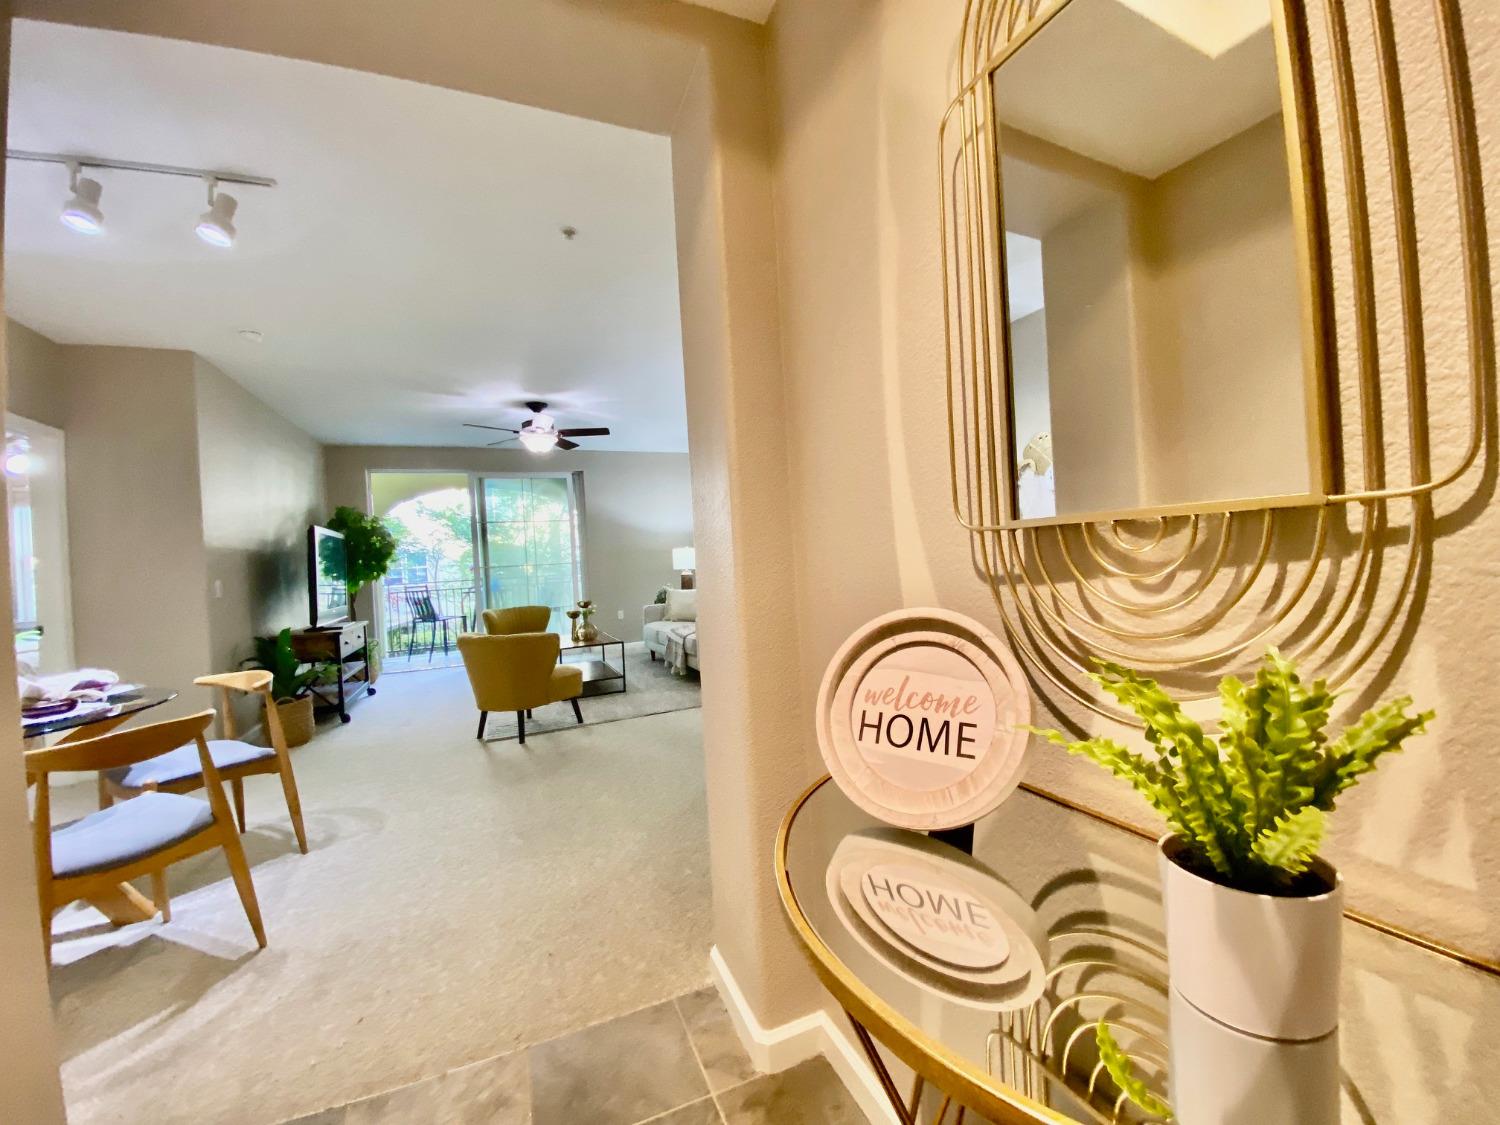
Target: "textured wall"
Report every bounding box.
[768,0,1500,972]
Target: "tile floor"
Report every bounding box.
[284,987,869,1124]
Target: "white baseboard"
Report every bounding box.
[709,945,899,1124]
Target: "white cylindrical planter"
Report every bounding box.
[1158,835,1343,1042]
[1168,988,1340,1125]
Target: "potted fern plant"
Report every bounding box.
[1032,649,1431,1045]
[244,628,325,747]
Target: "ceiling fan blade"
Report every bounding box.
[555,438,580,451]
[487,438,519,447]
[557,427,611,437]
[464,423,520,433]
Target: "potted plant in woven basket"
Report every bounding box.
[244,628,326,748]
[1032,650,1432,1041]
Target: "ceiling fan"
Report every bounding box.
[464,401,611,453]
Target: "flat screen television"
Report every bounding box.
[308,525,351,628]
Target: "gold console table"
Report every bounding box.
[776,776,1500,1124]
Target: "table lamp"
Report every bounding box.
[672,547,697,590]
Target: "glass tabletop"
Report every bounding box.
[781,776,1500,1123]
[559,631,621,650]
[20,687,178,738]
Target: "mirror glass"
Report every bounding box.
[991,0,1324,522]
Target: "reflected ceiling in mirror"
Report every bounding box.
[990,0,1329,524]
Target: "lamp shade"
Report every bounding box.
[672,547,696,571]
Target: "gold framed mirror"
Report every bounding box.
[983,0,1333,527]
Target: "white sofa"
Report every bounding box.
[643,603,699,672]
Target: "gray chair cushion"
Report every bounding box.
[51,791,215,878]
[107,739,277,789]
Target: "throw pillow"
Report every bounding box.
[664,589,698,622]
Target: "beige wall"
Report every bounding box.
[5,317,66,429]
[1041,195,1143,514]
[1137,113,1310,506]
[196,356,326,726]
[58,346,214,714]
[323,446,694,643]
[768,0,1500,971]
[1,329,327,721]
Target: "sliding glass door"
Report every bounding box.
[475,475,582,633]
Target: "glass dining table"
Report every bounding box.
[21,686,179,741]
[777,775,1500,1124]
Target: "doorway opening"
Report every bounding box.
[369,470,586,673]
[6,414,72,675]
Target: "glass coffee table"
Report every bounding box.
[559,631,627,696]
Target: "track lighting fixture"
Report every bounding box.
[59,162,104,235]
[195,178,238,248]
[8,150,274,244]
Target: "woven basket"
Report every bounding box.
[277,695,316,748]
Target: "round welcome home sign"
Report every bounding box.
[816,609,1031,830]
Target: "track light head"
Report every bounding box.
[60,165,104,235]
[195,179,237,247]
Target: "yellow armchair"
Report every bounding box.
[482,606,553,635]
[457,632,584,743]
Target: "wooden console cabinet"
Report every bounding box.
[291,620,374,724]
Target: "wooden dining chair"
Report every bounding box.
[27,709,266,954]
[99,671,308,854]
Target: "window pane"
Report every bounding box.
[484,478,529,523]
[529,520,571,566]
[529,477,570,520]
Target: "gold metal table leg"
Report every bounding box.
[848,1011,918,1125]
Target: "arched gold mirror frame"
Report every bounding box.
[942,0,1493,726]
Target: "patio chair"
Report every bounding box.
[404,585,466,661]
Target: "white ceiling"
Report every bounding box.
[675,0,778,23]
[993,0,1281,180]
[5,20,690,451]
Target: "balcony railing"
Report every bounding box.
[382,581,477,657]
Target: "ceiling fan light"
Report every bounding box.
[519,430,559,454]
[60,176,105,234]
[195,189,238,247]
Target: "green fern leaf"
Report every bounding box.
[1312,697,1433,810]
[1216,675,1267,846]
[1255,649,1334,817]
[1096,1020,1173,1120]
[1251,806,1326,875]
[1091,663,1236,876]
[1024,726,1192,837]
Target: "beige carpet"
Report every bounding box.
[46,666,712,1125]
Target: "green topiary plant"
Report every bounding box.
[326,505,397,607]
[1029,649,1433,894]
